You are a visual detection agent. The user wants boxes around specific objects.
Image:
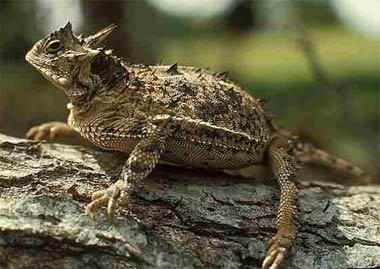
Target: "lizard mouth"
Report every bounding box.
[41,69,71,89]
[26,49,76,91]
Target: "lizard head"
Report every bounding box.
[26,22,121,99]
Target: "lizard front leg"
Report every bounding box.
[26,121,77,141]
[85,123,172,218]
[262,137,298,269]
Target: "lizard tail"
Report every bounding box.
[225,128,373,183]
[295,141,373,183]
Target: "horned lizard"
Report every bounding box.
[25,22,371,269]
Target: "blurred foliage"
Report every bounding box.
[80,0,163,63]
[0,0,378,182]
[0,1,42,62]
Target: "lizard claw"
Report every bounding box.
[85,180,126,219]
[26,125,52,141]
[262,229,294,269]
[26,122,67,141]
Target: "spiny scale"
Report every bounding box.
[215,71,229,80]
[166,62,179,75]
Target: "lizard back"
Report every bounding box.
[69,63,274,169]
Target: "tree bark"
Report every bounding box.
[0,133,379,269]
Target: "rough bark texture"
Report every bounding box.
[0,133,379,269]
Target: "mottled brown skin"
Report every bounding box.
[25,22,371,269]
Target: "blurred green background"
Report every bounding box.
[0,0,379,182]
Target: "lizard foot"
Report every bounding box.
[262,228,295,269]
[26,122,68,141]
[85,180,127,219]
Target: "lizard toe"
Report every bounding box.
[26,126,38,140]
[85,190,110,217]
[26,126,48,141]
[91,188,109,200]
[262,246,287,269]
[107,183,122,218]
[262,231,294,269]
[26,123,57,141]
[86,180,126,219]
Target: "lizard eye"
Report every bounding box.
[46,40,62,54]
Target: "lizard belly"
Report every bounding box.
[161,138,262,169]
[86,135,138,152]
[68,113,264,169]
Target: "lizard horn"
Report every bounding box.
[85,24,117,48]
[62,21,72,32]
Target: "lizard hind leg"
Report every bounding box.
[262,137,298,269]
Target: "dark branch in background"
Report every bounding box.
[293,23,330,87]
[80,0,159,63]
[292,21,353,123]
[224,0,257,33]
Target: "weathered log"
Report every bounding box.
[0,133,379,269]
